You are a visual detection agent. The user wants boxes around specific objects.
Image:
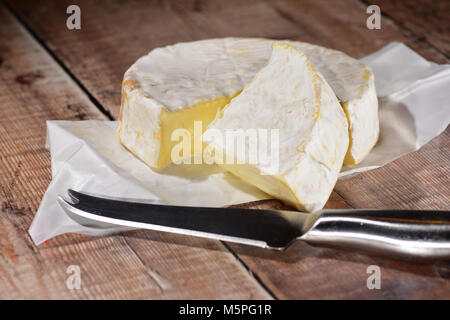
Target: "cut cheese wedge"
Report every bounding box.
[203,43,349,212]
[118,38,378,169]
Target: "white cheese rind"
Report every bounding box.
[341,71,379,164]
[118,38,378,168]
[119,80,162,167]
[204,43,349,212]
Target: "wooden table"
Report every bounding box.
[0,0,449,299]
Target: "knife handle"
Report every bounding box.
[300,209,450,260]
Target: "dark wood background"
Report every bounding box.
[0,0,449,299]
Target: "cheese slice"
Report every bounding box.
[203,43,348,212]
[118,38,377,169]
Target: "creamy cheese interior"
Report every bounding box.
[157,92,240,168]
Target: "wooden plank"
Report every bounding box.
[367,0,450,57]
[7,0,308,118]
[0,4,271,299]
[336,128,450,210]
[266,0,448,63]
[6,0,450,299]
[13,0,448,118]
[233,0,450,299]
[231,185,450,299]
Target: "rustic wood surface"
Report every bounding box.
[369,0,450,57]
[1,0,449,299]
[0,3,269,300]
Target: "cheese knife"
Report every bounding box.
[58,189,450,260]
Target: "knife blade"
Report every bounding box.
[58,189,450,260]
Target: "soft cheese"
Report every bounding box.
[118,38,378,169]
[203,43,349,212]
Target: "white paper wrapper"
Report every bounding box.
[29,42,450,245]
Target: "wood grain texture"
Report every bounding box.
[231,0,450,298]
[230,192,450,299]
[368,0,450,57]
[2,0,450,299]
[7,0,304,118]
[0,3,270,299]
[7,0,447,119]
[267,0,448,63]
[336,128,450,210]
